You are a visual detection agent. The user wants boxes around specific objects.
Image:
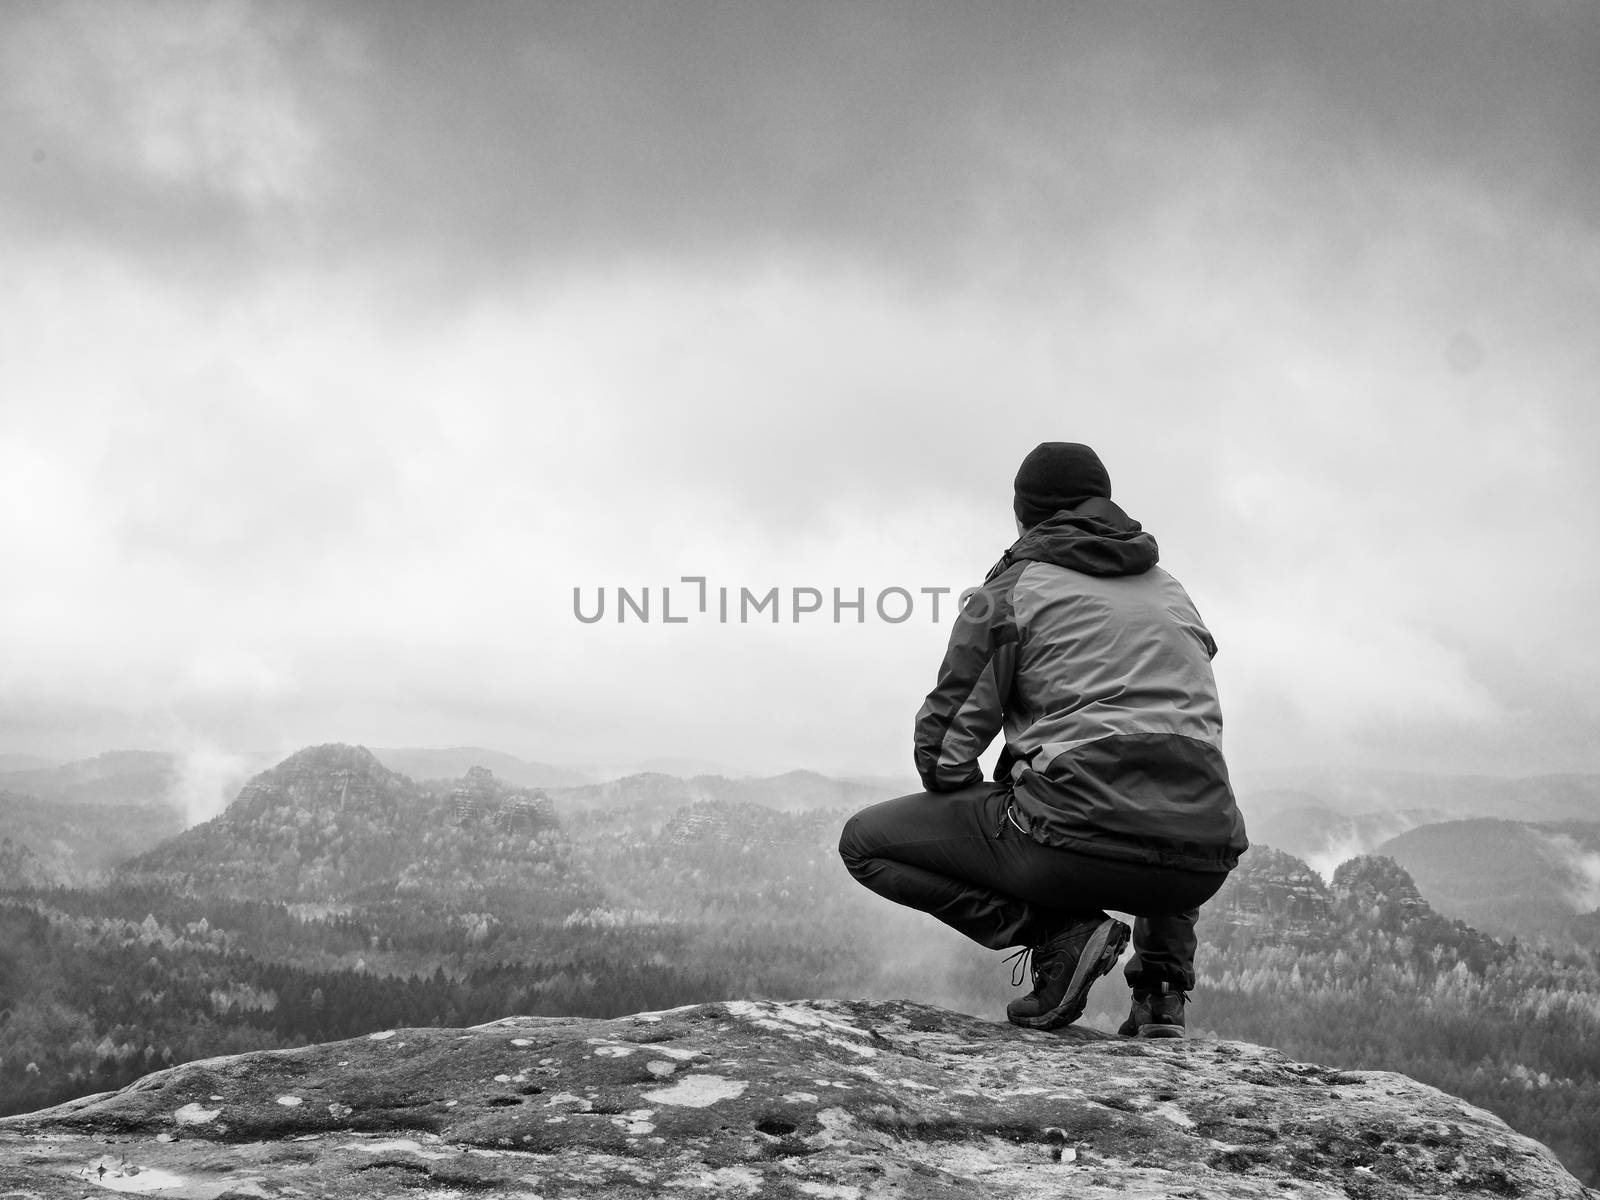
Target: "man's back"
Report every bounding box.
[915,497,1247,873]
[842,441,1246,1034]
[1006,559,1224,757]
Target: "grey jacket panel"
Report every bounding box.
[1007,563,1224,770]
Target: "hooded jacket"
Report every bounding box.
[913,497,1248,873]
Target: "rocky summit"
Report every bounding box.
[1,999,1591,1200]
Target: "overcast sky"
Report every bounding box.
[2,0,1597,787]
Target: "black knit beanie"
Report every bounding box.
[1013,442,1112,527]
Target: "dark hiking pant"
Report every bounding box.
[837,782,1227,992]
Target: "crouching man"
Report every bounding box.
[839,442,1248,1035]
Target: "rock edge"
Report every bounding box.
[2,998,1593,1199]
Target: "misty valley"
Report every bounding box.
[3,745,1600,1185]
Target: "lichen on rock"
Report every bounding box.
[1,998,1592,1198]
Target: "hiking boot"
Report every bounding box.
[1005,913,1131,1030]
[1118,982,1187,1038]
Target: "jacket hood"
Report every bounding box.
[989,497,1160,580]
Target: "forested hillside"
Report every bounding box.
[0,789,184,881]
[3,746,1598,1185]
[1376,818,1600,947]
[1192,850,1600,1183]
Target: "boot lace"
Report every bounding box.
[1004,946,1033,988]
[1004,945,1067,989]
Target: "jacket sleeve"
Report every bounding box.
[1174,580,1219,660]
[913,573,1020,792]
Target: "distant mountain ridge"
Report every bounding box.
[0,751,180,809]
[1233,769,1600,943]
[117,744,591,916]
[1376,817,1600,945]
[549,767,885,817]
[0,744,896,890]
[1243,804,1444,880]
[370,746,589,789]
[1236,767,1600,823]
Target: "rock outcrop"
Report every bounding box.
[1211,845,1335,933]
[2,999,1591,1199]
[111,745,590,913]
[1333,855,1438,925]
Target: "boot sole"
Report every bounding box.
[1137,1023,1185,1039]
[1009,918,1131,1031]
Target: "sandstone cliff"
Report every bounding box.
[2,999,1592,1199]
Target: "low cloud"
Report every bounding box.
[171,742,262,827]
[1537,832,1600,914]
[1,2,1597,779]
